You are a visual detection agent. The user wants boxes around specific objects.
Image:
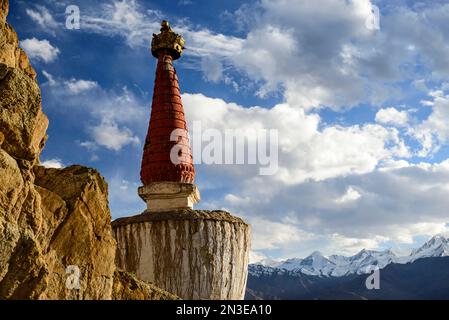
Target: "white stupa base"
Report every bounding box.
[138,182,200,212]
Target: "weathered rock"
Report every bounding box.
[0,0,8,24]
[0,24,16,69]
[0,8,36,80]
[0,14,50,297]
[16,47,36,80]
[0,66,47,163]
[113,209,251,300]
[34,165,117,299]
[112,270,179,300]
[0,164,116,299]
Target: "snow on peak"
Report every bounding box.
[250,235,449,278]
[409,235,449,262]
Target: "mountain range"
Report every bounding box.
[251,235,449,277]
[246,235,449,299]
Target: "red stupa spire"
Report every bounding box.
[140,20,195,185]
[138,20,199,212]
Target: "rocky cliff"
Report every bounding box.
[0,0,176,300]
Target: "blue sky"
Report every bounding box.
[9,0,449,262]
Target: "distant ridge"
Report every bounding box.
[251,235,449,277]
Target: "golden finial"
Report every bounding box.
[151,20,185,60]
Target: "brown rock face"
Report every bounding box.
[0,74,116,298]
[0,90,115,298]
[0,0,8,25]
[0,66,47,162]
[112,270,179,300]
[33,165,117,299]
[0,9,36,80]
[0,10,176,300]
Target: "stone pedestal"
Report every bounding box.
[112,209,251,300]
[138,182,200,212]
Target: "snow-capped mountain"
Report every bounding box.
[250,235,449,278]
[409,235,449,262]
[274,251,337,276]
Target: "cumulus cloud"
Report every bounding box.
[249,217,313,251]
[65,79,98,93]
[89,120,140,151]
[407,87,449,156]
[180,93,449,257]
[227,160,449,257]
[419,91,449,144]
[335,186,361,204]
[187,0,449,109]
[375,107,409,127]
[21,38,60,63]
[35,0,449,110]
[224,0,449,109]
[40,158,64,168]
[183,93,410,184]
[42,72,146,152]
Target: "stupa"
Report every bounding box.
[139,20,199,212]
[112,21,251,300]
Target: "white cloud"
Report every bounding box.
[200,57,223,83]
[249,217,313,251]
[35,0,449,111]
[180,92,449,257]
[82,0,161,48]
[42,70,56,86]
[375,107,409,127]
[231,0,449,109]
[183,93,410,184]
[41,158,64,169]
[378,159,410,171]
[90,120,140,151]
[249,251,268,264]
[43,73,145,123]
[409,87,449,156]
[43,71,98,93]
[225,160,449,257]
[21,38,60,63]
[42,72,146,152]
[420,93,449,144]
[26,6,59,30]
[335,186,361,204]
[326,234,386,255]
[77,0,243,86]
[185,0,449,109]
[79,141,98,151]
[65,79,98,93]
